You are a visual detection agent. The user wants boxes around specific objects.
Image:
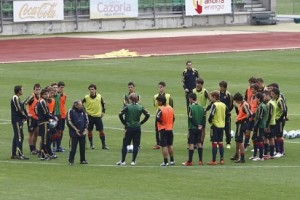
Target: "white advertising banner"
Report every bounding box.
[90,0,138,19]
[13,0,64,22]
[185,0,232,16]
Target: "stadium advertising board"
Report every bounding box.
[90,0,138,19]
[185,0,232,16]
[13,0,64,22]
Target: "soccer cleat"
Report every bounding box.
[170,161,175,166]
[160,162,169,167]
[252,157,264,161]
[207,161,217,165]
[102,145,109,150]
[153,145,160,150]
[80,160,88,164]
[55,147,65,152]
[274,153,282,158]
[249,155,258,160]
[130,161,136,166]
[219,160,225,165]
[182,161,192,166]
[90,145,95,150]
[69,162,74,166]
[230,154,238,161]
[30,150,38,155]
[198,161,204,166]
[234,159,245,163]
[50,154,58,159]
[11,155,19,159]
[116,161,126,166]
[226,144,231,149]
[19,155,29,160]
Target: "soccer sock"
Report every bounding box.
[164,158,168,164]
[170,156,174,162]
[258,142,264,159]
[132,145,138,162]
[121,145,127,162]
[264,143,269,155]
[240,152,245,161]
[88,132,93,145]
[212,143,217,162]
[244,134,250,149]
[275,139,279,153]
[29,145,34,152]
[270,145,275,157]
[253,141,258,157]
[198,148,203,161]
[99,131,106,146]
[278,138,284,154]
[188,149,194,162]
[219,143,224,160]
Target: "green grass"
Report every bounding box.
[276,0,300,14]
[1,50,300,199]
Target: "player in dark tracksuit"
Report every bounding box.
[182,61,199,113]
[11,85,29,160]
[67,100,89,165]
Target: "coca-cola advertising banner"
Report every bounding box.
[13,0,64,22]
[90,0,138,19]
[185,0,232,16]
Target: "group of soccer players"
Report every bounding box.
[10,60,288,166]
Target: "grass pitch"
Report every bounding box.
[0,50,300,200]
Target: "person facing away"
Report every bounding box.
[117,94,150,166]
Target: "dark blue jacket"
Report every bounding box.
[67,106,88,137]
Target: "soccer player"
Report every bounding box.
[182,93,205,166]
[56,81,67,152]
[67,100,89,166]
[10,85,29,160]
[207,91,227,165]
[37,89,58,160]
[182,60,199,112]
[263,91,276,159]
[244,83,259,150]
[152,81,173,150]
[231,92,252,163]
[123,82,140,106]
[256,78,268,93]
[156,95,175,166]
[250,93,267,161]
[244,77,257,104]
[271,87,287,158]
[192,78,210,146]
[23,83,41,155]
[117,94,150,166]
[82,84,108,150]
[218,81,234,149]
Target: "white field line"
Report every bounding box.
[1,47,300,64]
[1,160,300,169]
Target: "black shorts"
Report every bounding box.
[247,120,254,131]
[38,122,49,137]
[88,115,104,131]
[210,126,224,143]
[264,125,275,139]
[188,129,202,145]
[275,119,285,138]
[252,128,264,142]
[27,117,38,132]
[122,127,141,147]
[159,129,173,147]
[56,116,64,131]
[235,122,247,143]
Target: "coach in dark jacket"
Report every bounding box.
[67,100,88,165]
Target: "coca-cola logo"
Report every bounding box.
[19,3,57,19]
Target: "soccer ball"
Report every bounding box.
[295,130,300,138]
[288,130,296,139]
[230,130,235,138]
[283,130,288,138]
[49,119,57,129]
[127,145,133,153]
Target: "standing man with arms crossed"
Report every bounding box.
[152,81,173,150]
[156,95,175,166]
[11,85,29,160]
[24,83,41,155]
[67,100,89,165]
[82,84,108,150]
[182,60,199,113]
[182,93,205,166]
[117,94,150,166]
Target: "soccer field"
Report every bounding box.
[0,50,300,199]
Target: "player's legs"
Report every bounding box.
[69,137,79,164]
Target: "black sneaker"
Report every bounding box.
[102,145,109,150]
[230,154,238,161]
[90,145,95,150]
[11,155,19,159]
[19,155,29,160]
[234,159,245,163]
[80,160,88,164]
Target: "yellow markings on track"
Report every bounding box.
[80,49,140,58]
